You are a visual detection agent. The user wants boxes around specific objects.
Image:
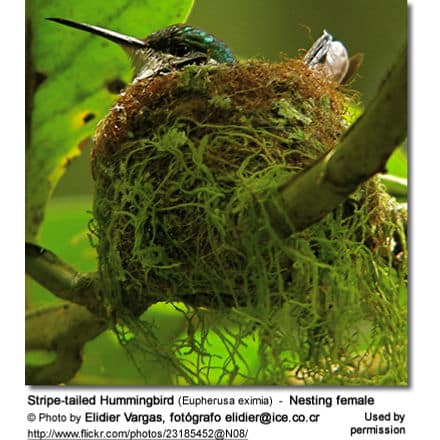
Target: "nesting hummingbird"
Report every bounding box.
[47,18,237,81]
[47,19,361,85]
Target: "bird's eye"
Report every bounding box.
[173,44,191,57]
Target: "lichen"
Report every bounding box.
[91,59,407,385]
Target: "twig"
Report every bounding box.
[25,242,104,316]
[25,303,107,384]
[25,243,108,384]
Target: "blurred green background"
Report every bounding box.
[27,0,406,384]
[53,0,407,197]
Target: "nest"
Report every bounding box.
[91,59,407,385]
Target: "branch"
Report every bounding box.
[26,242,104,316]
[26,243,108,384]
[25,303,107,384]
[268,45,407,236]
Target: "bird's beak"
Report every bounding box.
[46,17,147,49]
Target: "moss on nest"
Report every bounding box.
[91,59,407,385]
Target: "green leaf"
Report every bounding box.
[379,174,407,200]
[385,142,408,179]
[26,0,194,239]
[381,142,407,200]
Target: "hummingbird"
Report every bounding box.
[47,19,361,85]
[304,30,363,84]
[47,18,237,81]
